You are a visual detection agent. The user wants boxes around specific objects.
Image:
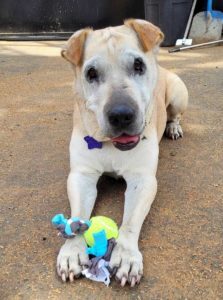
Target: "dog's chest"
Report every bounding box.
[70,134,158,176]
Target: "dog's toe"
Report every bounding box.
[57,236,89,282]
[165,121,183,140]
[109,242,143,287]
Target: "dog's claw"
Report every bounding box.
[69,272,74,282]
[61,272,67,282]
[130,276,136,287]
[57,237,89,282]
[165,121,183,140]
[121,277,127,287]
[110,241,143,287]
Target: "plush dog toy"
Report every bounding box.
[51,214,90,238]
[52,214,118,285]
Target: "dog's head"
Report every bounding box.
[62,19,164,150]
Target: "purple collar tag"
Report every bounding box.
[84,136,103,150]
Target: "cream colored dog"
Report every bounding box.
[57,19,188,287]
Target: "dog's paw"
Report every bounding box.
[57,236,89,282]
[109,240,143,287]
[165,121,183,140]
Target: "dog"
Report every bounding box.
[56,19,188,287]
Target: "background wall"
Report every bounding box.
[0,0,144,33]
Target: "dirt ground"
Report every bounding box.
[0,41,223,300]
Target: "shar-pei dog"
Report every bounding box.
[56,19,188,287]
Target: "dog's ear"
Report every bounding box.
[124,19,164,52]
[61,28,92,66]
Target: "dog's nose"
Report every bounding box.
[108,104,135,129]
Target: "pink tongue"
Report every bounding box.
[111,135,139,144]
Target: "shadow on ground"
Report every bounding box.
[0,41,223,299]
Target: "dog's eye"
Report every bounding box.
[133,58,145,75]
[86,67,98,83]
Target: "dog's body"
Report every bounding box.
[57,20,188,286]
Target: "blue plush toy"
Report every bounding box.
[52,214,118,257]
[52,214,118,285]
[51,214,91,238]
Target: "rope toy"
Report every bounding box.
[52,214,118,285]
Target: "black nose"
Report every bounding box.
[108,104,135,129]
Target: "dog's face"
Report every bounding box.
[62,19,164,150]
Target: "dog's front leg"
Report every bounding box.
[57,171,100,282]
[110,173,157,287]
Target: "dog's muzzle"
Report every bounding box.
[107,104,135,130]
[106,104,140,150]
[104,91,142,150]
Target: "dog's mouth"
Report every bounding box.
[111,134,140,151]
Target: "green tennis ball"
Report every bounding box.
[84,216,118,247]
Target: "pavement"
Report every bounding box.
[0,41,223,300]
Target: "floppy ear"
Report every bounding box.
[124,19,164,52]
[61,28,92,66]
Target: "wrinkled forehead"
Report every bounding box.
[83,25,143,62]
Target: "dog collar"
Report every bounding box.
[84,136,103,150]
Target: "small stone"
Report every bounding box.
[170,151,176,156]
[8,206,15,210]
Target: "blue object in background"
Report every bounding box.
[207,0,223,20]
